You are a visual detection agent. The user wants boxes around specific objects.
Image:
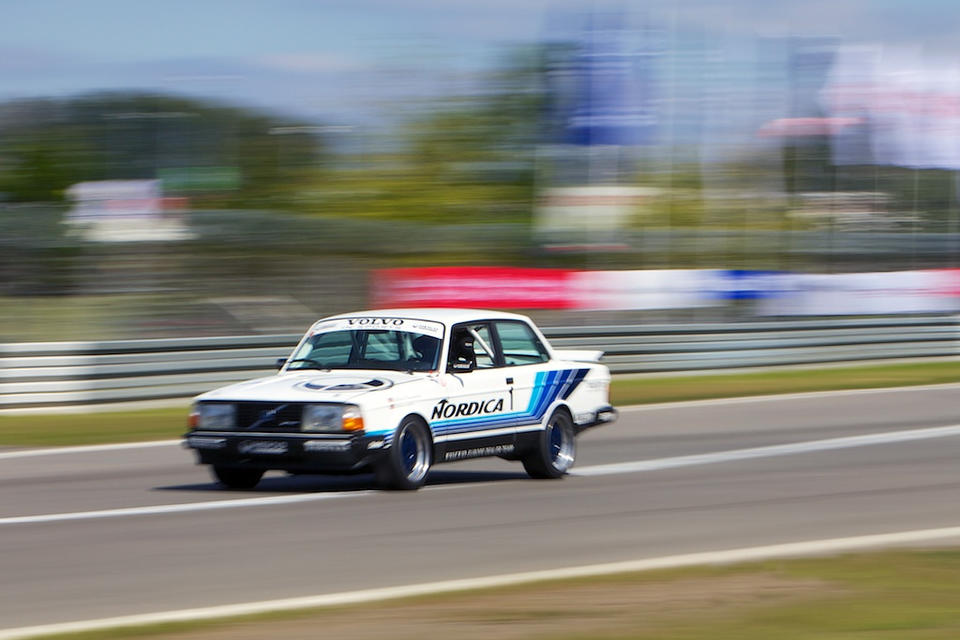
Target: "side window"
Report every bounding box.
[472,325,496,369]
[448,323,498,370]
[494,321,549,366]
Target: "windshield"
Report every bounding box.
[286,318,444,372]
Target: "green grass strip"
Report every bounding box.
[610,359,960,406]
[16,548,960,640]
[3,360,960,447]
[0,407,188,447]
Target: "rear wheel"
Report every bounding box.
[376,418,432,490]
[212,466,264,489]
[522,409,576,479]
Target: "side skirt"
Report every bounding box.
[433,433,517,464]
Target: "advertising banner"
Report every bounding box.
[546,9,659,147]
[373,267,960,315]
[822,46,960,169]
[755,270,960,315]
[65,180,162,222]
[63,179,193,242]
[719,270,789,301]
[572,269,726,310]
[372,267,578,310]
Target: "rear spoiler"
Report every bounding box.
[553,349,604,363]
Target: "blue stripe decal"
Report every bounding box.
[530,369,560,418]
[526,370,548,413]
[561,369,589,400]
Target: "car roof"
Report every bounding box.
[321,308,534,327]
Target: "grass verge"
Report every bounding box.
[19,548,960,640]
[0,407,188,447]
[4,360,960,447]
[609,359,960,406]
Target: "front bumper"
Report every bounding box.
[183,430,389,473]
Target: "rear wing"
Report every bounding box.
[552,349,604,363]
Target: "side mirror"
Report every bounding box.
[275,358,287,370]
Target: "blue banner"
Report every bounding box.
[720,270,789,301]
[548,9,659,147]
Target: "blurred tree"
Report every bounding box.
[0,93,324,204]
[305,47,547,224]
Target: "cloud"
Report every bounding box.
[256,53,366,74]
[0,46,82,73]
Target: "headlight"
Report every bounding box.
[196,403,236,430]
[302,404,364,432]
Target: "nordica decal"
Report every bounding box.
[361,368,591,441]
[429,368,590,436]
[431,397,504,420]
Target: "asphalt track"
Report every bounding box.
[2,385,960,634]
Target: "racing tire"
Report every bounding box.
[212,466,264,489]
[376,417,432,490]
[522,409,576,479]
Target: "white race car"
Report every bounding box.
[184,309,616,490]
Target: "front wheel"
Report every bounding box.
[376,418,432,490]
[522,409,576,479]
[212,466,264,489]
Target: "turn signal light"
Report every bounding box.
[343,415,364,431]
[342,406,364,432]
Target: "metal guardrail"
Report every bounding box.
[2,317,958,408]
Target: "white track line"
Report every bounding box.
[0,440,178,460]
[572,424,960,477]
[4,424,959,526]
[2,525,959,640]
[0,491,374,525]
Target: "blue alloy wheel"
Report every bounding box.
[522,409,576,480]
[549,421,564,462]
[376,418,431,490]
[401,429,418,474]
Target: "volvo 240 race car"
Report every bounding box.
[184,309,617,490]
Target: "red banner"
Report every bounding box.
[372,267,578,310]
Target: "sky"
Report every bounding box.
[1,0,958,125]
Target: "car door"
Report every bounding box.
[429,321,514,461]
[490,320,556,441]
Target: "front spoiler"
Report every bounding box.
[183,431,389,473]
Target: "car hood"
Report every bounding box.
[195,370,428,404]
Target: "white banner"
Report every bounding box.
[823,45,960,169]
[573,269,726,310]
[756,270,960,316]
